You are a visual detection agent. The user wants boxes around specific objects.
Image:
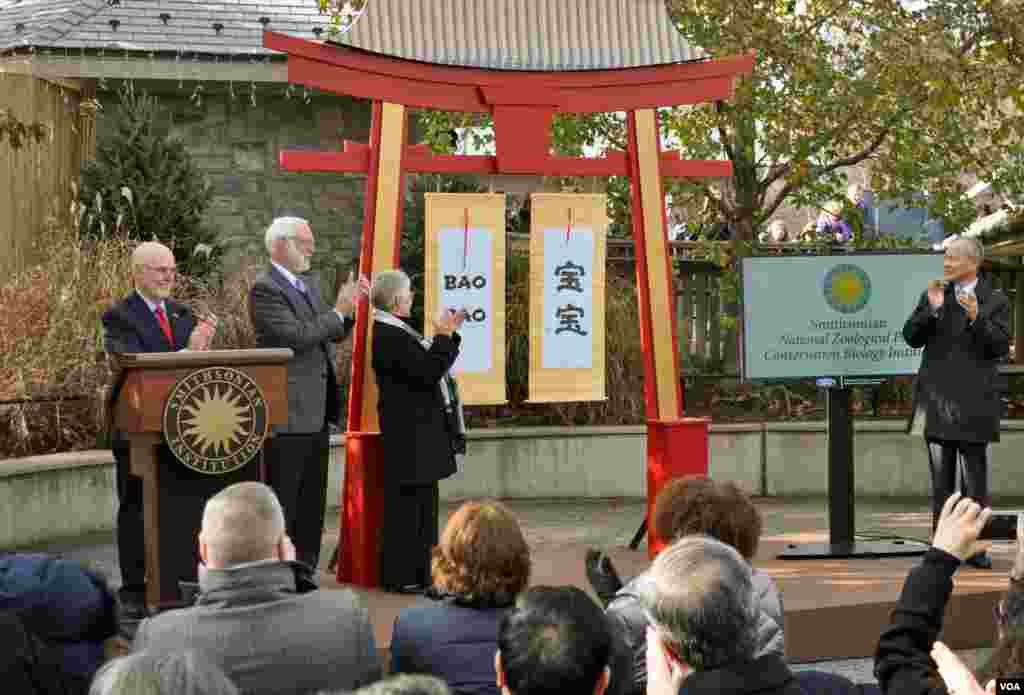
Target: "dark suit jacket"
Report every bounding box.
[249,266,353,434]
[102,292,196,354]
[391,599,508,695]
[903,274,1010,443]
[102,292,197,439]
[134,561,381,695]
[372,320,460,485]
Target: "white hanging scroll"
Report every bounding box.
[425,193,507,405]
[528,194,607,403]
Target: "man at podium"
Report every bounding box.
[102,241,217,619]
[250,217,363,571]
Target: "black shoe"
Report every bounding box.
[116,588,149,641]
[585,549,624,607]
[965,552,993,570]
[117,588,149,621]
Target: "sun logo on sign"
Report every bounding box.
[823,264,872,314]
[181,386,251,457]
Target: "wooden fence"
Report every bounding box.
[0,74,96,278]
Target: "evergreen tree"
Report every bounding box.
[80,82,215,276]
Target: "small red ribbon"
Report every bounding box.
[463,207,470,271]
[566,208,574,245]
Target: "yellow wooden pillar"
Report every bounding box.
[631,108,683,419]
[358,101,406,432]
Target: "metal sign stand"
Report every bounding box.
[779,376,927,559]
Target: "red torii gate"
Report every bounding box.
[262,30,754,585]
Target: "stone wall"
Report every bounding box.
[93,80,384,285]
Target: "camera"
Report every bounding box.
[979,511,1020,541]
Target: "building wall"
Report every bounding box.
[92,80,378,282]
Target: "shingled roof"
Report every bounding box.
[1,0,695,70]
[337,0,695,70]
[0,0,329,54]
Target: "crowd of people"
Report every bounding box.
[3,475,1024,695]
[2,218,1012,694]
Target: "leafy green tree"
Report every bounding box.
[413,1,1024,243]
[79,82,215,276]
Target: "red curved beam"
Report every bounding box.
[264,31,755,113]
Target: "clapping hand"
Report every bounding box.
[432,307,468,336]
[928,281,945,310]
[931,492,992,561]
[958,292,979,322]
[335,271,369,318]
[187,314,218,351]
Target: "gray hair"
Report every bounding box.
[264,216,309,254]
[371,270,412,312]
[89,650,238,695]
[638,535,758,671]
[200,482,285,567]
[318,675,452,695]
[949,236,984,263]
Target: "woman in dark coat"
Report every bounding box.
[371,270,467,593]
[391,500,531,695]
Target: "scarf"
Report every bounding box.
[373,309,467,455]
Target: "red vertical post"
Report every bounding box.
[627,109,710,559]
[338,101,384,586]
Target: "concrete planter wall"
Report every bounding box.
[4,421,1024,549]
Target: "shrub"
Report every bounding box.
[78,82,216,277]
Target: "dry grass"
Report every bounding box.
[0,202,263,459]
[0,219,651,457]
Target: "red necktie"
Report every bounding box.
[154,306,175,348]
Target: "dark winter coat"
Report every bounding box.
[0,553,119,692]
[390,598,510,695]
[372,319,460,486]
[903,274,1009,443]
[874,548,961,695]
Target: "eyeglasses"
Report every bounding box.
[143,265,177,276]
[288,235,315,251]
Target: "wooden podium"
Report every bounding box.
[111,349,292,611]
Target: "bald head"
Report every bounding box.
[199,482,286,568]
[131,242,177,302]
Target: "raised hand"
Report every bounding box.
[1012,513,1024,582]
[931,492,991,561]
[432,308,463,336]
[335,271,360,317]
[958,292,979,322]
[931,641,988,695]
[928,280,945,309]
[187,314,218,351]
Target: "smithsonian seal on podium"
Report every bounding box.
[163,367,269,475]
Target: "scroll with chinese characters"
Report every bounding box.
[528,194,607,402]
[424,193,507,405]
